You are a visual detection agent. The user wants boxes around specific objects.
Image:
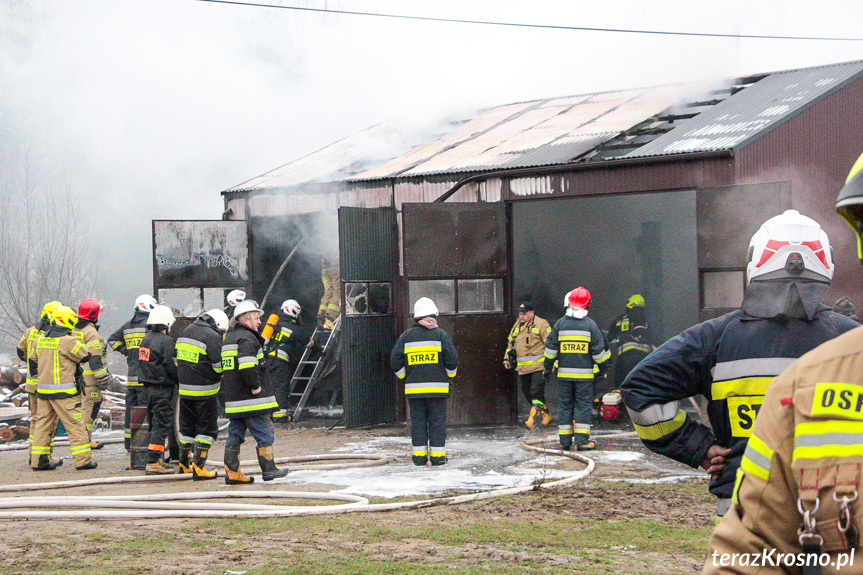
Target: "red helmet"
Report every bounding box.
[565,287,592,309]
[78,298,103,322]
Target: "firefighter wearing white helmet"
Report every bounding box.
[137,305,179,474]
[544,287,609,451]
[221,299,288,484]
[621,210,857,523]
[225,289,246,319]
[267,299,314,423]
[174,309,228,479]
[390,297,459,466]
[108,294,159,451]
[703,156,863,573]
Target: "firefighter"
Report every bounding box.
[28,306,97,471]
[544,287,610,451]
[317,257,340,328]
[225,289,246,320]
[221,299,287,484]
[74,299,112,450]
[390,297,459,466]
[607,294,650,345]
[611,325,655,392]
[17,300,63,458]
[176,308,227,479]
[108,294,158,451]
[503,301,553,429]
[267,299,313,423]
[621,209,858,523]
[703,156,863,573]
[137,305,178,475]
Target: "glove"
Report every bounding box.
[503,359,512,370]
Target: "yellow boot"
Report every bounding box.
[538,403,553,427]
[192,446,217,481]
[524,405,539,430]
[223,447,253,485]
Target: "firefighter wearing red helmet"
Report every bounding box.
[703,155,863,574]
[74,298,112,450]
[621,210,858,523]
[544,287,610,451]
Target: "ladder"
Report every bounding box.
[286,315,341,422]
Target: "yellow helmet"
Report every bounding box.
[41,301,63,319]
[837,151,863,261]
[626,294,645,308]
[51,306,79,330]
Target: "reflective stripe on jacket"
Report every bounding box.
[504,316,552,375]
[177,317,223,400]
[30,326,90,399]
[221,323,278,418]
[390,323,458,399]
[74,321,110,386]
[544,315,609,380]
[107,309,150,386]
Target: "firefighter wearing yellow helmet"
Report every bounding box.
[703,154,863,573]
[28,306,98,471]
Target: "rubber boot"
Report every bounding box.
[32,454,59,471]
[412,454,428,466]
[192,446,217,481]
[76,460,98,470]
[145,459,172,475]
[178,445,193,474]
[524,405,539,430]
[257,445,289,481]
[430,454,448,466]
[539,404,553,427]
[224,447,254,485]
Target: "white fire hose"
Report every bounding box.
[0,435,596,519]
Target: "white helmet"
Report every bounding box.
[746,210,833,283]
[202,309,229,332]
[135,294,158,313]
[413,297,439,319]
[226,289,246,307]
[281,299,301,319]
[232,299,264,321]
[146,305,176,328]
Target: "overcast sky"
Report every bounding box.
[2,0,863,333]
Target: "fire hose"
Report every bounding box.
[0,437,595,519]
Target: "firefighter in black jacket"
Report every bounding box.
[108,294,158,450]
[138,305,179,475]
[267,299,312,423]
[221,300,288,484]
[391,297,459,466]
[176,309,228,480]
[544,287,610,451]
[621,210,858,520]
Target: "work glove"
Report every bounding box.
[503,358,512,370]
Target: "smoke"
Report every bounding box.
[1,0,863,343]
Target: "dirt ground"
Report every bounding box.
[0,423,716,575]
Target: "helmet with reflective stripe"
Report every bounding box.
[281,299,301,319]
[413,297,439,319]
[226,290,246,307]
[135,294,158,313]
[565,287,591,309]
[837,151,863,263]
[41,301,63,319]
[146,305,176,328]
[78,298,103,322]
[232,299,264,321]
[202,309,229,332]
[746,210,833,283]
[51,306,78,330]
[626,294,645,309]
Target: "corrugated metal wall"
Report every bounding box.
[341,208,398,281]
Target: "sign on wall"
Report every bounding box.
[153,220,248,288]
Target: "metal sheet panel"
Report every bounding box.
[340,207,397,282]
[343,315,398,428]
[153,220,248,288]
[403,203,507,278]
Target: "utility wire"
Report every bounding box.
[193,0,863,42]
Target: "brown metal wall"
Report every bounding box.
[734,74,863,310]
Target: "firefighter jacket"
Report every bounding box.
[138,330,178,387]
[621,308,858,500]
[543,315,610,381]
[74,320,111,388]
[704,326,863,575]
[28,325,90,399]
[221,322,278,418]
[390,323,459,399]
[319,264,341,318]
[504,316,552,375]
[607,307,650,345]
[176,317,224,400]
[18,318,50,393]
[107,309,150,386]
[267,316,311,367]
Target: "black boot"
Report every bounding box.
[412,454,428,466]
[257,445,289,481]
[32,454,59,471]
[224,447,253,485]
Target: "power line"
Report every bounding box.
[192,0,863,42]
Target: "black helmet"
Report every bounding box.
[836,152,863,263]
